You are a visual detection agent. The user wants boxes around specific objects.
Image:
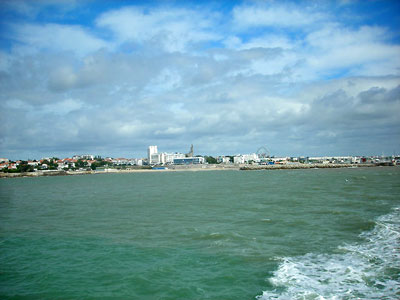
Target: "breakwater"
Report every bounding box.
[240,163,377,170]
[0,170,91,178]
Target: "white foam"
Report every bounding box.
[257,207,400,300]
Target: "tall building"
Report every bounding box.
[148,146,158,162]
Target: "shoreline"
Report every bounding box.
[0,163,393,178]
[239,163,379,170]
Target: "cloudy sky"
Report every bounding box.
[0,0,399,160]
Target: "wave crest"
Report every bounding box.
[257,207,400,300]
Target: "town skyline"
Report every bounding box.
[1,1,399,160]
[1,142,400,162]
[1,143,399,163]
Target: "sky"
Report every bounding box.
[0,0,399,160]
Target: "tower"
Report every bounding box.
[186,144,194,157]
[148,146,158,161]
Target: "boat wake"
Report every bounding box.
[257,207,400,300]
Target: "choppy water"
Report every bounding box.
[0,167,399,299]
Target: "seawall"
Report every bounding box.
[240,163,377,170]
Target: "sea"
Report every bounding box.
[0,167,399,300]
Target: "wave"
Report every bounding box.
[257,207,400,300]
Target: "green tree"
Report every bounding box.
[76,159,87,168]
[17,162,34,173]
[90,162,101,170]
[205,156,218,164]
[48,159,58,170]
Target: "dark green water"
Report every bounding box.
[1,167,399,299]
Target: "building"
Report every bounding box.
[150,153,164,165]
[0,163,9,169]
[148,145,189,165]
[164,153,185,164]
[173,157,205,165]
[148,146,158,164]
[233,153,259,164]
[149,152,186,165]
[185,144,194,157]
[217,156,231,164]
[73,154,94,160]
[233,155,244,164]
[147,145,203,165]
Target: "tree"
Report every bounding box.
[90,162,101,170]
[17,163,34,173]
[48,159,58,170]
[76,159,87,168]
[205,156,218,164]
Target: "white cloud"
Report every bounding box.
[48,66,78,91]
[233,3,326,28]
[298,76,400,101]
[9,23,108,56]
[118,122,142,136]
[42,98,84,115]
[306,25,388,49]
[1,1,400,159]
[303,25,400,77]
[155,127,186,136]
[5,99,33,111]
[239,34,295,50]
[144,68,182,95]
[96,6,219,52]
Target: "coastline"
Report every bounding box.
[239,163,379,170]
[0,163,390,178]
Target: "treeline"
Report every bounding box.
[1,157,113,173]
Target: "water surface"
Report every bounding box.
[1,167,399,299]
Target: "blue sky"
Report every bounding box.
[0,0,399,160]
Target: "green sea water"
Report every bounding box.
[0,167,399,299]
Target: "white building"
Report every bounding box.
[243,153,259,163]
[148,146,158,165]
[149,153,164,165]
[112,158,133,165]
[148,145,188,165]
[233,156,244,164]
[233,153,259,164]
[164,153,185,164]
[173,157,205,165]
[73,154,94,160]
[149,152,186,165]
[217,156,231,164]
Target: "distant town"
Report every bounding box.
[0,145,399,175]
